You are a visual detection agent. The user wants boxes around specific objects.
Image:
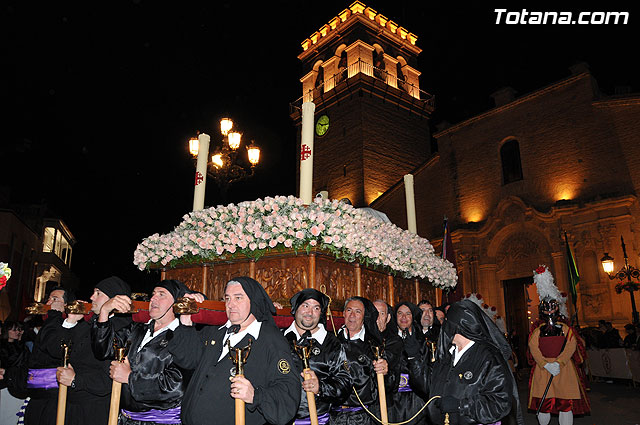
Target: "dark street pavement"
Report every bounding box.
[515,370,640,425]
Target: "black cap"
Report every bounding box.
[95,276,131,298]
[290,288,330,325]
[155,279,193,303]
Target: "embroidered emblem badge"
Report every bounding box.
[464,371,473,380]
[278,359,291,374]
[312,347,321,356]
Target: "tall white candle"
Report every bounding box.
[404,174,417,233]
[299,101,316,205]
[193,133,210,211]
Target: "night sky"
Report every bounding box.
[4,1,638,296]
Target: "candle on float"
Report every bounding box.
[193,133,211,211]
[299,102,316,205]
[404,174,417,233]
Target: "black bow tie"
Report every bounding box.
[298,330,313,345]
[226,324,241,335]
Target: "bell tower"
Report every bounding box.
[291,1,434,207]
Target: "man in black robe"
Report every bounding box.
[92,280,191,425]
[89,276,133,357]
[390,301,429,425]
[372,300,403,415]
[284,288,351,424]
[169,276,300,425]
[418,299,440,344]
[332,297,394,425]
[25,286,112,425]
[407,299,523,425]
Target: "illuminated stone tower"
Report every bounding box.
[291,1,434,207]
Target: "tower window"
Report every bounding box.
[500,139,523,184]
[396,63,407,93]
[315,66,324,88]
[337,51,347,83]
[373,49,386,81]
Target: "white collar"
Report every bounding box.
[284,323,327,345]
[340,326,365,341]
[220,319,262,341]
[218,319,262,362]
[146,318,180,332]
[62,319,78,329]
[449,340,475,366]
[138,318,180,352]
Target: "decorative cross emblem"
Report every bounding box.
[194,171,204,186]
[300,144,312,161]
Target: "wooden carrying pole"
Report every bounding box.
[372,346,388,425]
[376,373,389,425]
[108,345,127,425]
[56,343,71,425]
[303,368,319,425]
[229,341,251,425]
[235,378,245,425]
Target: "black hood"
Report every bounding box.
[347,296,383,346]
[439,299,523,425]
[228,276,276,324]
[394,301,422,336]
[439,299,511,361]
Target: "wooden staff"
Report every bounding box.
[108,342,128,425]
[228,340,252,425]
[371,346,388,425]
[26,300,149,316]
[56,342,71,425]
[293,342,319,425]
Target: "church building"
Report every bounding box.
[291,1,640,351]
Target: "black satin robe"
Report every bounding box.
[284,329,351,420]
[91,318,185,413]
[169,321,301,425]
[408,341,514,425]
[0,338,29,397]
[25,310,112,425]
[334,329,399,415]
[389,331,429,425]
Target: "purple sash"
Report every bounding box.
[398,373,413,393]
[485,422,501,425]
[332,405,366,413]
[121,407,181,424]
[295,412,330,424]
[27,368,58,389]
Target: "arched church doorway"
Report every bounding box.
[503,276,533,370]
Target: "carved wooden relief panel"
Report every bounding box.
[418,282,435,304]
[204,262,252,301]
[361,269,387,303]
[315,256,357,309]
[393,278,415,304]
[255,256,309,304]
[165,266,204,294]
[162,251,439,311]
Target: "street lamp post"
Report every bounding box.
[189,118,260,205]
[600,235,640,325]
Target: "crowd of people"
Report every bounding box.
[0,270,596,425]
[578,320,640,350]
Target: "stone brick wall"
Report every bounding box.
[373,73,640,241]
